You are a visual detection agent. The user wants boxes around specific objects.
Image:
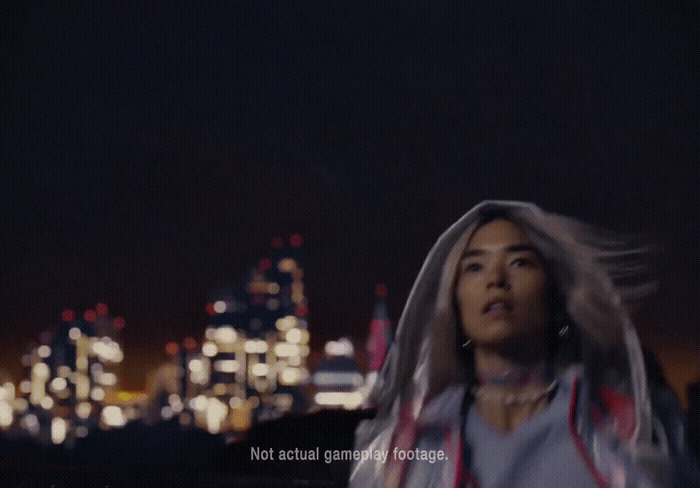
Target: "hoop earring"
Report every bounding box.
[462,339,472,348]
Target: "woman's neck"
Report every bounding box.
[473,344,550,386]
[471,344,555,433]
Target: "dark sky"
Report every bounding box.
[1,2,698,395]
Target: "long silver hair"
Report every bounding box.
[367,201,656,446]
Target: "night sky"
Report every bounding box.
[1,2,698,400]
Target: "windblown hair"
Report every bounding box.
[428,205,656,395]
[369,202,656,443]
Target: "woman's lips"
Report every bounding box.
[483,300,513,314]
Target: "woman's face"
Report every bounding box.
[455,218,550,348]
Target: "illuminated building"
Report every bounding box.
[12,305,127,443]
[312,338,364,410]
[363,284,393,399]
[180,235,311,433]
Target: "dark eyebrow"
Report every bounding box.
[461,244,539,259]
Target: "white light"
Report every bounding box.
[170,398,183,414]
[0,401,13,428]
[206,397,228,434]
[19,380,31,394]
[280,367,302,385]
[214,326,237,343]
[205,327,217,340]
[90,387,105,402]
[297,329,310,345]
[190,395,208,411]
[161,406,174,420]
[51,417,67,444]
[0,382,14,402]
[101,405,126,427]
[40,396,54,410]
[37,345,51,358]
[344,392,363,409]
[50,377,68,392]
[213,359,239,373]
[189,359,203,373]
[324,338,354,357]
[229,397,243,409]
[76,357,88,370]
[23,413,40,435]
[213,301,227,314]
[244,339,268,354]
[274,343,300,357]
[68,327,81,340]
[275,315,296,331]
[285,328,302,344]
[76,401,92,419]
[202,342,218,357]
[251,363,269,376]
[33,362,50,379]
[267,282,280,294]
[314,391,363,409]
[168,393,181,405]
[313,371,364,387]
[99,372,117,386]
[75,425,89,438]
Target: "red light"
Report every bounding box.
[165,342,179,355]
[95,303,108,316]
[205,303,216,316]
[183,337,197,351]
[258,258,271,271]
[271,237,284,249]
[113,317,126,329]
[61,309,75,322]
[290,234,303,247]
[375,284,387,297]
[84,310,97,322]
[295,304,308,317]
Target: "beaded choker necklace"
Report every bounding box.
[470,379,558,405]
[476,362,549,386]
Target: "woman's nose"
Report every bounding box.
[486,262,510,289]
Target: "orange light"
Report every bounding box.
[165,342,179,355]
[183,337,197,351]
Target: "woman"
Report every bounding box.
[350,201,699,488]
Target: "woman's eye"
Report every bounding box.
[463,262,482,272]
[511,257,531,267]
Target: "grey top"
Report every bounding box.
[464,377,598,488]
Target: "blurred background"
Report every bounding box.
[1,1,698,486]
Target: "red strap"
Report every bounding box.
[569,377,613,488]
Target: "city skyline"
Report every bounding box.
[2,2,698,402]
